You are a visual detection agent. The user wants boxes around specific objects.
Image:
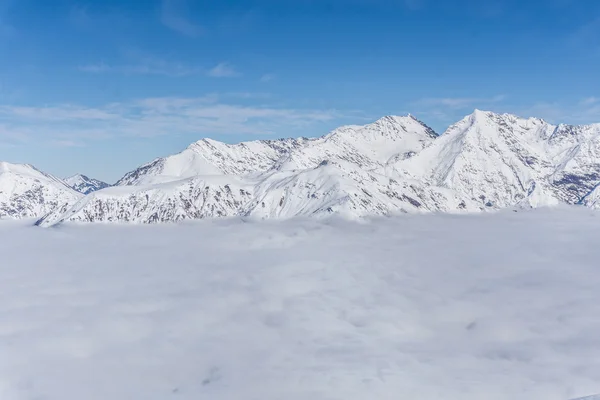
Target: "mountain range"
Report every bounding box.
[1,110,599,226]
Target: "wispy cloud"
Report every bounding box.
[403,0,425,10]
[0,1,15,38]
[569,18,600,50]
[414,95,506,109]
[412,94,600,127]
[411,94,507,126]
[207,62,240,78]
[581,97,599,106]
[79,57,239,78]
[516,98,600,125]
[68,5,92,29]
[0,20,13,37]
[49,140,86,148]
[0,96,346,147]
[160,0,202,37]
[260,73,276,83]
[79,59,203,77]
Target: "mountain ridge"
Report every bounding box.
[2,110,600,224]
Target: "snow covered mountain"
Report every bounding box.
[115,137,309,186]
[31,111,600,226]
[395,110,600,209]
[64,174,110,195]
[0,162,83,219]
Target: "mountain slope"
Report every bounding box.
[0,162,83,219]
[37,176,254,226]
[65,174,110,194]
[546,123,600,203]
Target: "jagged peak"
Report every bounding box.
[326,115,438,142]
[372,114,429,127]
[468,109,549,126]
[187,137,225,150]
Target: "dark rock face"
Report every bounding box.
[552,172,600,203]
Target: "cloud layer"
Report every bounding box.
[0,96,343,147]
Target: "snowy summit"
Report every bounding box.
[64,174,110,195]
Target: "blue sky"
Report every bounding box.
[0,0,599,182]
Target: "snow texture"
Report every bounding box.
[1,209,600,400]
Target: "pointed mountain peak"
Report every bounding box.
[64,174,110,195]
[66,173,88,181]
[470,109,494,120]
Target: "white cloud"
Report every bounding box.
[581,97,599,106]
[414,95,506,109]
[410,95,600,129]
[49,140,85,148]
[79,57,203,77]
[80,58,240,78]
[411,95,507,128]
[517,99,600,125]
[160,0,202,37]
[0,96,345,146]
[207,62,240,78]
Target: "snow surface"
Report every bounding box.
[2,208,600,400]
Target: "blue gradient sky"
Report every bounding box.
[0,0,599,182]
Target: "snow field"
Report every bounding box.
[1,209,600,399]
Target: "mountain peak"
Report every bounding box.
[470,109,495,120]
[373,114,421,125]
[66,173,88,181]
[64,174,110,195]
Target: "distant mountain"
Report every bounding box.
[17,110,600,226]
[64,174,110,195]
[0,162,82,219]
